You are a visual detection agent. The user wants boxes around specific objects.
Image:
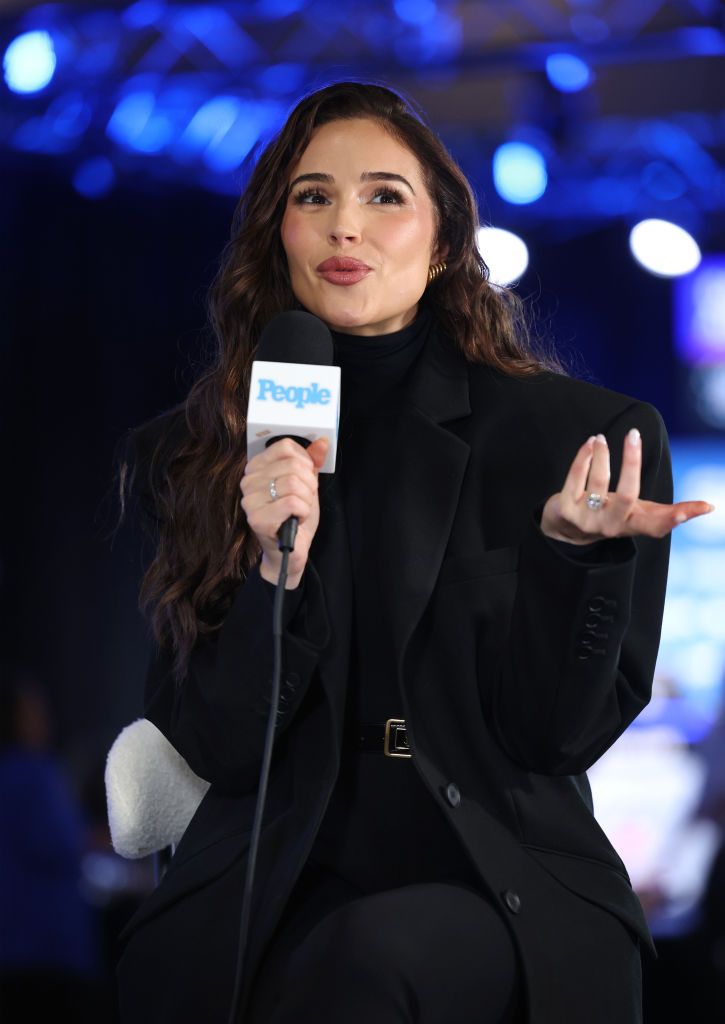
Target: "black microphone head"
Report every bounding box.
[257,311,334,366]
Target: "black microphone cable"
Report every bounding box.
[226,509,300,1024]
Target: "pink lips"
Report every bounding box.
[316,256,372,286]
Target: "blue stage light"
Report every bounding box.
[675,257,725,365]
[107,90,172,153]
[256,0,305,17]
[394,0,437,25]
[545,53,592,93]
[183,96,240,152]
[394,11,461,64]
[3,30,56,95]
[204,100,284,172]
[492,142,547,205]
[629,219,701,278]
[122,2,167,29]
[50,93,92,140]
[256,63,305,95]
[73,157,115,199]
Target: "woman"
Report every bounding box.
[114,82,713,1023]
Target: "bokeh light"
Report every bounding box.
[629,219,702,278]
[3,30,56,95]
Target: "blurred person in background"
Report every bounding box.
[696,696,725,1011]
[0,662,100,1022]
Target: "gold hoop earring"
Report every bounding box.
[427,261,447,285]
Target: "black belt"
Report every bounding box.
[357,718,412,758]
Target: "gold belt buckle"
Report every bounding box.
[384,718,412,758]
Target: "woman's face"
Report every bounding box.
[280,117,443,336]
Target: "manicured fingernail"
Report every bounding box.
[596,433,607,445]
[585,435,596,446]
[708,503,716,512]
[627,428,641,447]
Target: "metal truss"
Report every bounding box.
[0,1,722,231]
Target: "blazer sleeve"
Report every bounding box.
[482,399,672,775]
[143,561,330,796]
[123,422,331,796]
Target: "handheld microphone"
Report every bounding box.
[249,311,340,552]
[228,312,339,1024]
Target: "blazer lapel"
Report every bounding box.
[378,322,471,659]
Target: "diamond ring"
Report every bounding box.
[269,479,278,501]
[585,492,606,511]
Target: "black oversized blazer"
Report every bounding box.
[115,321,672,1024]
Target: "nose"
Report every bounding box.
[328,222,362,245]
[327,196,362,245]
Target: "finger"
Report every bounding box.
[628,499,714,538]
[559,436,596,507]
[671,500,716,525]
[245,494,313,533]
[245,437,314,473]
[245,455,317,490]
[584,434,611,501]
[614,428,642,506]
[241,472,316,507]
[308,437,329,471]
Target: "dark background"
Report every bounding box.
[1,1,723,1020]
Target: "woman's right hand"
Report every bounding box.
[240,436,329,588]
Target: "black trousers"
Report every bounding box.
[247,860,522,1023]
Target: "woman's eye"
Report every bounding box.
[292,188,329,205]
[291,186,405,206]
[370,187,405,205]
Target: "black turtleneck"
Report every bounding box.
[331,302,432,411]
[307,302,482,893]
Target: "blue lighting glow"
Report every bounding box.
[173,98,284,172]
[106,90,172,153]
[49,92,92,139]
[641,161,686,202]
[3,30,56,95]
[183,96,240,152]
[256,0,305,16]
[122,2,168,30]
[492,142,548,205]
[256,63,306,95]
[73,156,115,199]
[394,0,437,25]
[545,53,592,93]
[675,256,725,365]
[395,10,461,64]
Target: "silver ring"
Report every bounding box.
[585,492,606,511]
[269,479,278,501]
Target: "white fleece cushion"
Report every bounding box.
[105,718,210,859]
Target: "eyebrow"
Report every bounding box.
[288,171,416,195]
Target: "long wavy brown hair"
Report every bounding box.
[118,79,566,685]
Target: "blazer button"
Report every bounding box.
[445,783,461,808]
[503,890,521,914]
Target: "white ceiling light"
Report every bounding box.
[477,226,530,286]
[629,219,701,278]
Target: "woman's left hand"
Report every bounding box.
[540,429,715,544]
